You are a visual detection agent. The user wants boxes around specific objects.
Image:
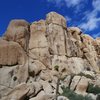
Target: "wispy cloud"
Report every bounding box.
[91,32,100,38]
[47,0,84,8]
[64,0,83,7]
[92,0,100,11]
[65,16,72,22]
[79,14,100,31]
[79,0,100,31]
[47,0,62,7]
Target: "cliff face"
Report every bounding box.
[0,12,100,100]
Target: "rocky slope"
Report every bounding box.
[0,12,100,100]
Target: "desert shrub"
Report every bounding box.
[87,83,100,95]
[54,65,59,71]
[61,86,93,100]
[78,72,95,80]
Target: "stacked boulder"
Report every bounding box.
[0,12,100,100]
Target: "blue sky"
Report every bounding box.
[0,0,100,38]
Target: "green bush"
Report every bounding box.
[87,83,100,95]
[61,86,93,100]
[54,65,59,71]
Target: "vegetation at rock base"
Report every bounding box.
[54,65,94,100]
[54,65,59,71]
[87,83,100,95]
[61,86,93,100]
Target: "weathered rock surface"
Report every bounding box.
[70,76,81,91]
[57,96,69,100]
[2,83,29,100]
[29,20,51,68]
[3,19,30,51]
[0,12,100,100]
[0,39,27,66]
[75,76,90,95]
[46,12,66,27]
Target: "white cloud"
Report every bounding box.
[92,0,100,11]
[79,0,100,31]
[64,0,82,7]
[79,15,100,31]
[47,0,85,13]
[47,0,83,7]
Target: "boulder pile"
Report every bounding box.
[0,12,100,100]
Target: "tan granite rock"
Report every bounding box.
[75,76,90,95]
[82,34,99,73]
[2,83,29,100]
[0,64,29,97]
[65,27,83,57]
[29,20,50,68]
[0,12,100,100]
[29,91,54,100]
[70,76,81,91]
[46,23,66,55]
[3,19,30,51]
[46,12,66,27]
[0,39,27,66]
[93,38,100,56]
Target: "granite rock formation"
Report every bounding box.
[0,12,100,100]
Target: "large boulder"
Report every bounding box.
[2,83,29,100]
[46,12,66,27]
[46,23,67,55]
[29,20,50,68]
[46,12,67,56]
[29,91,54,100]
[75,76,90,95]
[68,27,82,40]
[81,34,99,73]
[28,58,46,77]
[66,27,83,57]
[70,76,81,91]
[3,19,30,51]
[93,38,100,55]
[39,80,54,95]
[0,39,27,66]
[0,64,29,98]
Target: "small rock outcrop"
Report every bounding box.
[0,12,100,100]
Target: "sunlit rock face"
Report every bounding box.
[0,12,100,100]
[3,19,30,51]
